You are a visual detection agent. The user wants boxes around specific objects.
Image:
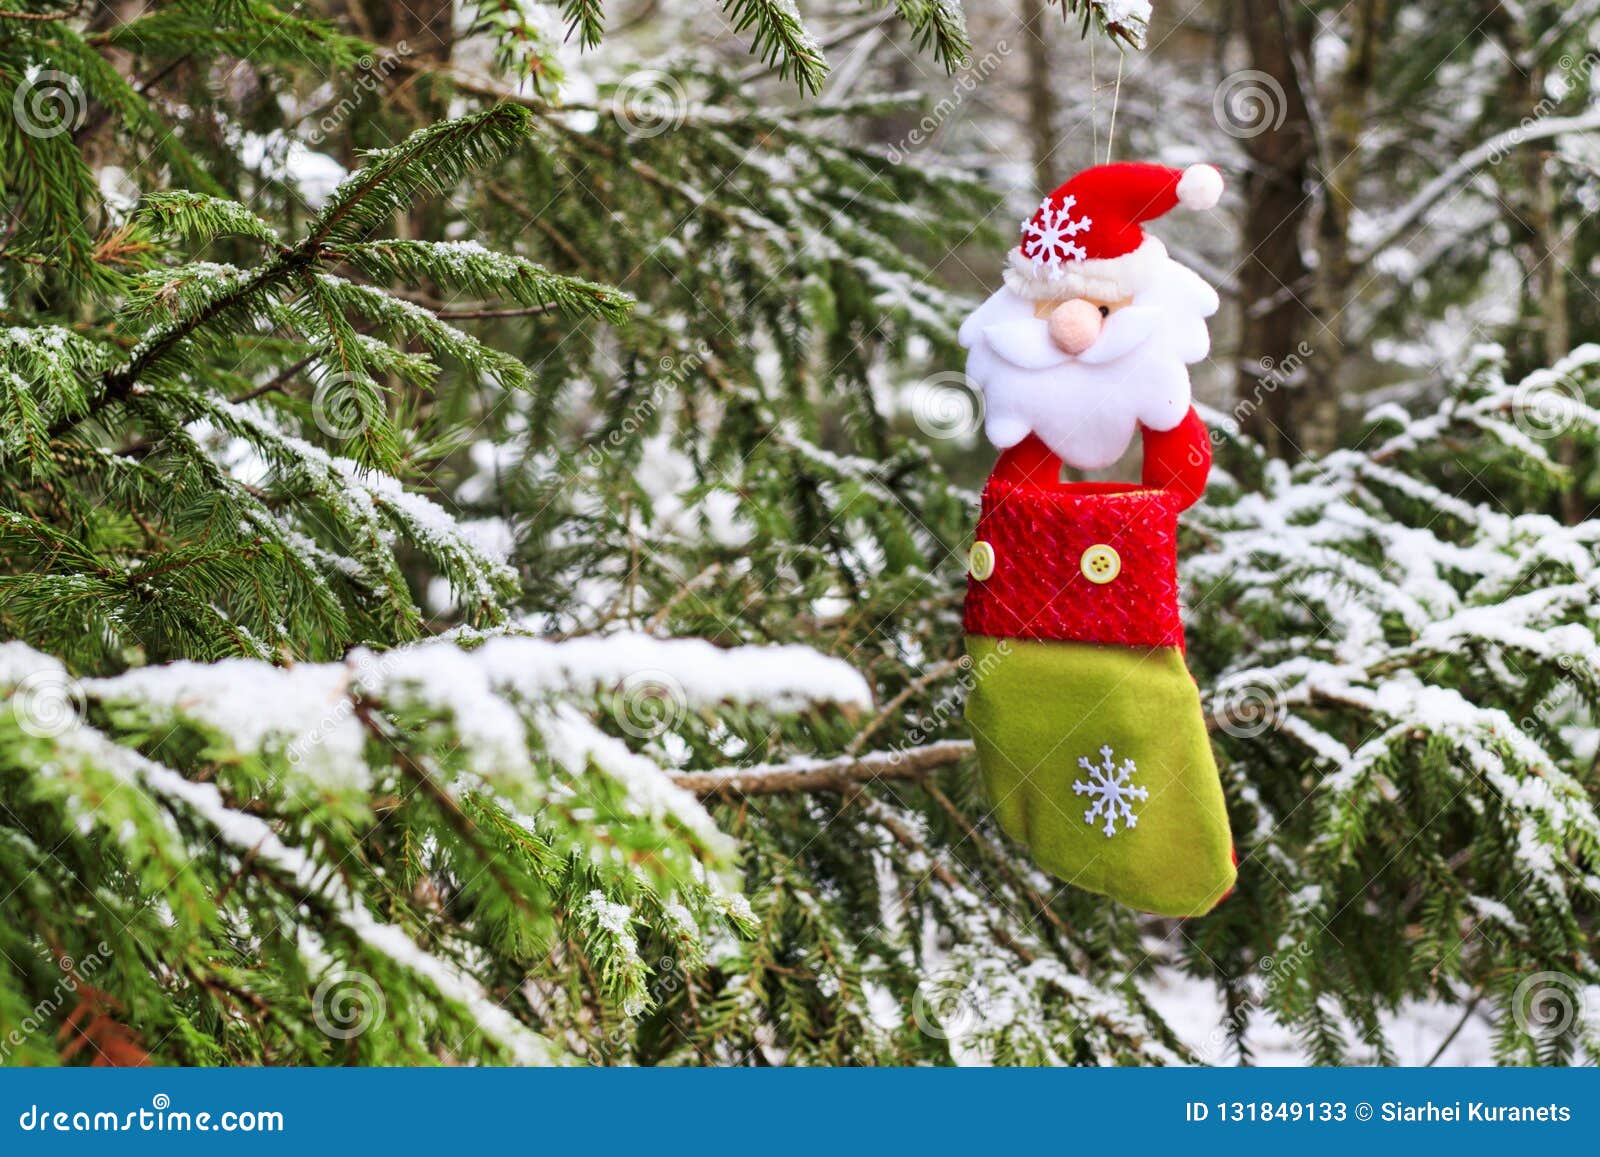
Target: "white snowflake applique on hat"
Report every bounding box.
[1073,745,1148,837]
[1020,194,1092,274]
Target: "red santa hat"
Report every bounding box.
[1003,161,1223,302]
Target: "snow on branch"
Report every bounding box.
[2,643,556,1064]
[1352,108,1600,265]
[1191,346,1600,908]
[82,630,872,781]
[2,630,883,1056]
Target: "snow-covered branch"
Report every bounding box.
[1353,108,1600,265]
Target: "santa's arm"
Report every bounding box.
[985,409,1212,505]
[1140,407,1211,510]
[988,433,1062,488]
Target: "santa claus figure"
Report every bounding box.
[960,162,1236,918]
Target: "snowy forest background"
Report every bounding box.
[1,0,1598,1066]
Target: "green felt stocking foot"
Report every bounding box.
[964,635,1235,917]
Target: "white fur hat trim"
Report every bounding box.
[1002,237,1168,302]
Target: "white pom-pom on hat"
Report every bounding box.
[1175,164,1223,210]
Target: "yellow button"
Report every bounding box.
[968,540,995,581]
[1080,543,1121,584]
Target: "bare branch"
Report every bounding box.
[671,739,973,800]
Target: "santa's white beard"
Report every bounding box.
[958,258,1219,471]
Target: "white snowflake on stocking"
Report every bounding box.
[1020,194,1092,274]
[1072,744,1148,838]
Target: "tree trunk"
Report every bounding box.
[359,0,455,62]
[1306,0,1387,455]
[1020,0,1058,195]
[1234,0,1317,458]
[1482,4,1580,521]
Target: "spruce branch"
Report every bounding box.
[80,251,313,428]
[351,697,544,927]
[556,0,606,49]
[98,0,371,71]
[891,0,972,71]
[1049,0,1150,49]
[310,105,535,246]
[734,8,894,82]
[52,106,625,441]
[721,0,830,94]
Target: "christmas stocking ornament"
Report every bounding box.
[960,161,1236,917]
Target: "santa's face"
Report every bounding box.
[958,255,1220,471]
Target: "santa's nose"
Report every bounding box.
[1047,299,1103,355]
